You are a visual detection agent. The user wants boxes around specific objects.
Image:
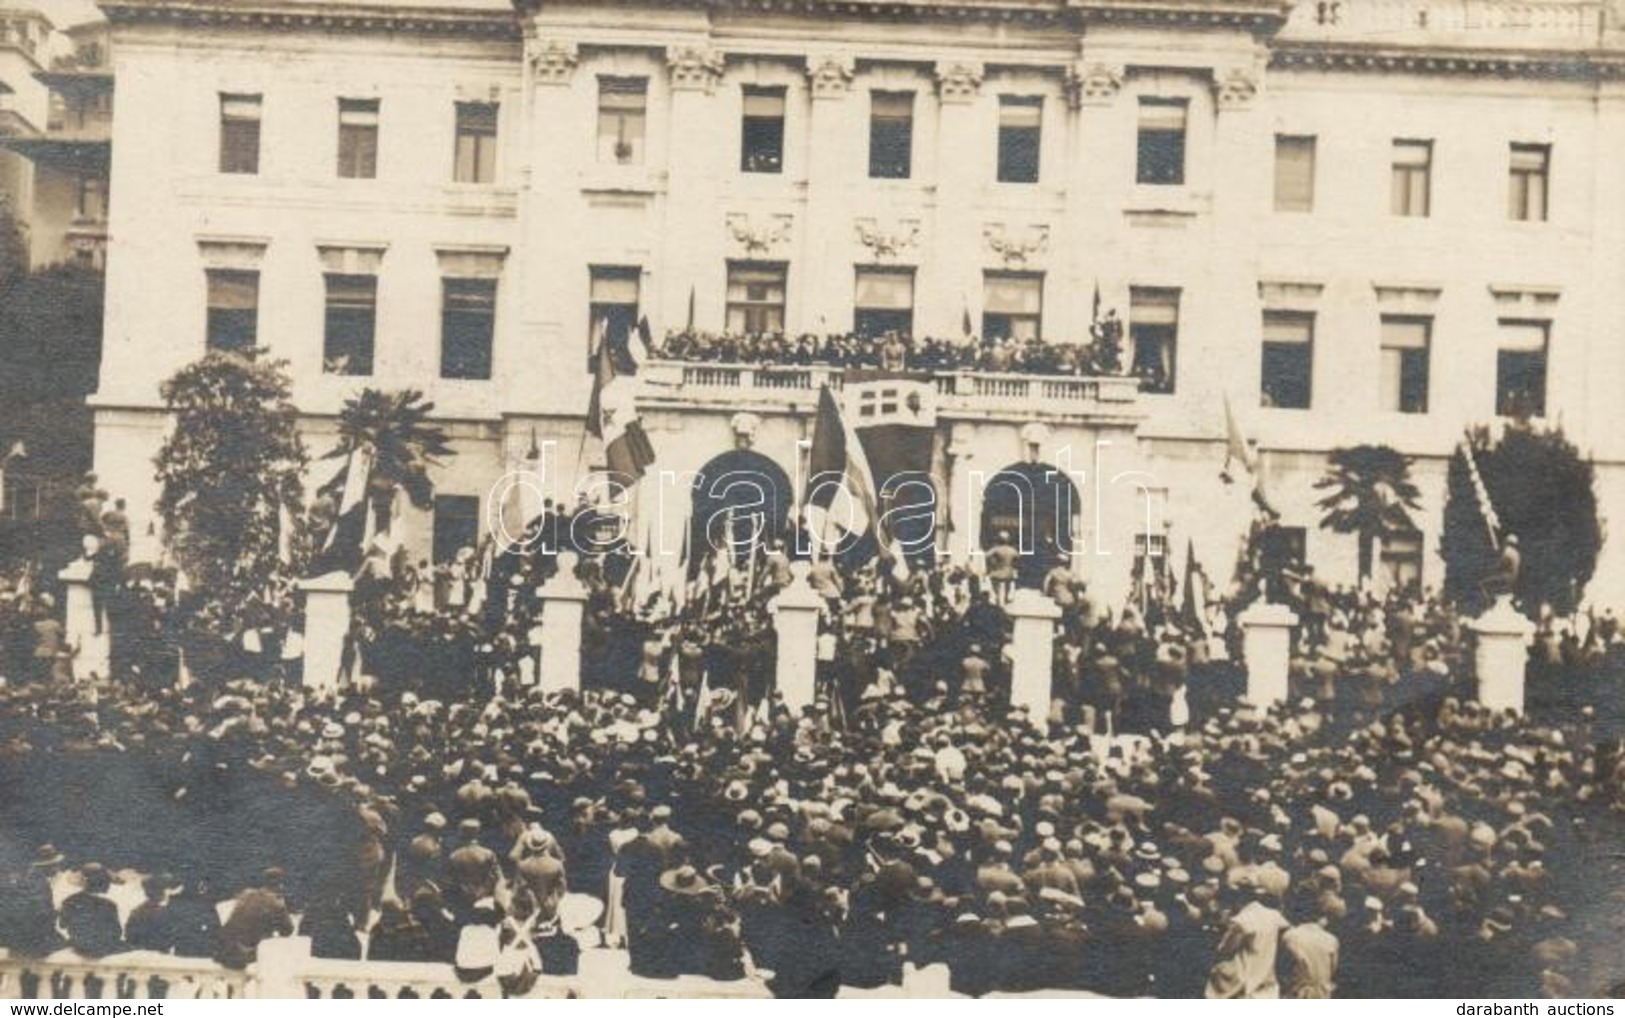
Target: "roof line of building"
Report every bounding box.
[97,0,522,38]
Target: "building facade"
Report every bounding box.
[0,10,112,270]
[87,0,1625,609]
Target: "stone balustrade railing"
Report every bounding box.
[639,358,1142,421]
[0,941,773,1001]
[0,949,251,1000]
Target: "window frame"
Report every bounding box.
[218,93,262,176]
[204,267,259,354]
[1495,318,1549,418]
[588,264,642,372]
[1508,142,1550,223]
[322,272,378,376]
[440,276,498,380]
[1378,314,1432,414]
[337,97,381,180]
[1390,139,1432,218]
[995,94,1043,185]
[981,270,1044,343]
[853,265,916,339]
[740,86,787,175]
[725,260,788,334]
[1273,134,1316,213]
[1136,97,1188,186]
[868,90,914,180]
[1129,286,1181,394]
[453,101,499,184]
[1260,310,1314,409]
[597,77,648,166]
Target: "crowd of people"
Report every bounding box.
[2,516,1625,999]
[650,322,1125,379]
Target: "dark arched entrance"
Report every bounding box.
[980,461,1079,587]
[689,449,793,572]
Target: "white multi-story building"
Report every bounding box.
[87,0,1625,609]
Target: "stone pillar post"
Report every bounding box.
[926,61,984,338]
[539,552,588,694]
[1238,601,1298,707]
[58,558,109,680]
[1470,598,1534,715]
[802,53,855,331]
[297,572,353,693]
[1005,588,1061,721]
[770,561,823,713]
[251,935,312,998]
[661,44,726,331]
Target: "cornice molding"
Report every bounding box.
[100,0,520,38]
[1271,44,1625,81]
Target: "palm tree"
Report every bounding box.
[329,388,454,534]
[1314,444,1424,584]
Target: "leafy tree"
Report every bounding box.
[1314,444,1423,584]
[154,349,307,637]
[1442,423,1603,615]
[0,203,26,291]
[328,388,453,534]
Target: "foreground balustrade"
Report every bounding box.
[0,941,772,1000]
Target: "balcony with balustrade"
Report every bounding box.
[636,359,1145,426]
[1278,0,1608,50]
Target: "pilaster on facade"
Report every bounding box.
[667,44,725,94]
[805,53,855,100]
[934,61,984,104]
[527,38,579,87]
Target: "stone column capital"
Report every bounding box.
[1212,65,1261,110]
[527,38,579,87]
[1066,61,1123,108]
[934,61,984,104]
[667,44,726,94]
[805,52,855,99]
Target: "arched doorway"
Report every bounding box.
[980,461,1079,587]
[689,449,794,572]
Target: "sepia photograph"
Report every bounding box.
[0,0,1623,1001]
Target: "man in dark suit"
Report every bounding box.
[60,863,124,958]
[217,867,293,969]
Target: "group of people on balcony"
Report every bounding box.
[651,319,1124,379]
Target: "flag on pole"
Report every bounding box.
[803,385,883,553]
[1179,537,1208,637]
[1459,432,1502,548]
[1091,281,1102,326]
[586,323,657,482]
[961,296,974,338]
[1222,393,1257,480]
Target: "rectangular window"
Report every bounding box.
[432,494,481,566]
[323,273,376,376]
[982,271,1043,342]
[337,98,380,180]
[868,90,913,180]
[1496,319,1549,418]
[1380,528,1424,594]
[1509,143,1549,222]
[996,95,1042,184]
[75,173,105,221]
[588,265,641,371]
[1391,139,1431,217]
[726,262,787,334]
[1379,315,1431,413]
[1274,134,1316,213]
[205,269,258,353]
[740,87,785,174]
[453,102,498,184]
[1260,311,1313,409]
[440,278,496,380]
[597,77,647,166]
[854,266,915,338]
[1130,287,1180,394]
[219,93,261,175]
[1136,98,1187,186]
